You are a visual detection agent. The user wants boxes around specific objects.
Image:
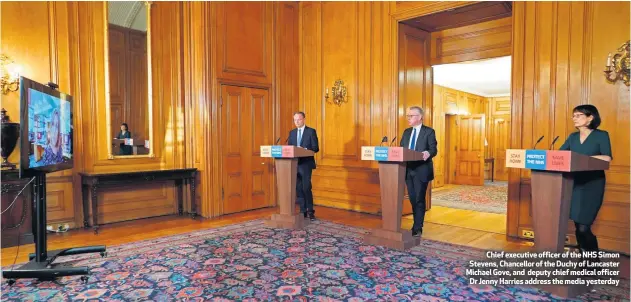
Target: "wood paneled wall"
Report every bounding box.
[432,85,488,188]
[486,96,511,181]
[430,17,512,65]
[182,1,299,217]
[2,1,628,254]
[299,1,629,253]
[509,1,629,253]
[299,2,395,214]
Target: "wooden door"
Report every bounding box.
[454,114,485,186]
[398,23,433,213]
[220,85,273,214]
[492,115,511,181]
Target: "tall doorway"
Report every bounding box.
[397,2,513,234]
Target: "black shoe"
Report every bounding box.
[308,211,315,221]
[303,212,308,218]
[412,229,422,237]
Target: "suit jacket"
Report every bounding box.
[400,125,438,182]
[287,126,319,169]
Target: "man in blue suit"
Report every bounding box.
[400,106,437,237]
[287,112,319,220]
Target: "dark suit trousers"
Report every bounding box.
[296,165,314,213]
[405,170,428,231]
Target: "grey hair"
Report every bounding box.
[409,106,424,116]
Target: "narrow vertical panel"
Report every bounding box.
[534,2,553,149]
[277,3,299,137]
[553,2,571,142]
[567,2,585,132]
[321,1,358,159]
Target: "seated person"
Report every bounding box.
[116,123,133,155]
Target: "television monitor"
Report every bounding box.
[19,77,73,178]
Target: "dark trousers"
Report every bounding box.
[297,165,314,213]
[574,222,599,252]
[405,171,429,232]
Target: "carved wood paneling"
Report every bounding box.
[299,2,399,214]
[216,2,273,85]
[509,1,630,253]
[430,17,512,65]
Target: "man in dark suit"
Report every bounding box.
[400,106,437,237]
[287,111,319,220]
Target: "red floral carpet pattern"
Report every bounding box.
[1,219,628,301]
[432,181,508,214]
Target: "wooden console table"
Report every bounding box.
[1,170,34,248]
[80,168,197,234]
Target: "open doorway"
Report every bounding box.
[430,57,511,233]
[397,2,513,234]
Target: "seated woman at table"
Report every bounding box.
[558,104,612,254]
[116,123,133,155]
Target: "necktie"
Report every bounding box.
[298,129,302,146]
[410,128,416,150]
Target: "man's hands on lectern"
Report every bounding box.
[422,151,430,161]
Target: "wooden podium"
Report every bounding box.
[260,145,315,229]
[506,149,609,297]
[360,146,426,250]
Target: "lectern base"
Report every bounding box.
[265,214,310,230]
[363,228,420,250]
[538,284,591,299]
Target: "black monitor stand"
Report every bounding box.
[3,172,106,285]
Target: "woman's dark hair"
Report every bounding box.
[121,123,129,131]
[573,104,601,129]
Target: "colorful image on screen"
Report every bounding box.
[27,88,72,168]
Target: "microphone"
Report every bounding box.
[549,136,559,150]
[532,136,544,149]
[285,136,289,144]
[274,137,281,145]
[380,136,388,146]
[390,136,397,146]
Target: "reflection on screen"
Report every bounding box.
[27,88,72,168]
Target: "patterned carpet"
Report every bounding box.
[432,181,508,214]
[2,219,628,301]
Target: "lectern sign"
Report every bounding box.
[272,146,283,157]
[505,149,526,168]
[361,147,375,160]
[546,151,571,171]
[260,146,272,157]
[374,147,389,161]
[525,150,547,170]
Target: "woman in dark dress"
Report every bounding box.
[116,123,133,155]
[559,105,612,253]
